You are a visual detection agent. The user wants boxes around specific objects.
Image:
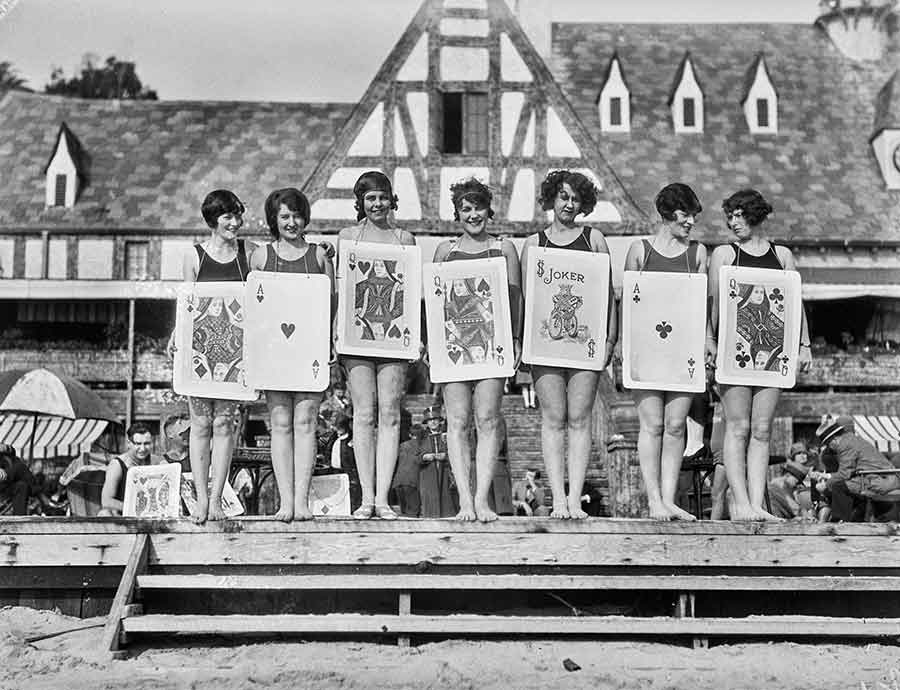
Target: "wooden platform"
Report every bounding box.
[3,517,900,655]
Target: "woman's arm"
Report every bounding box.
[594,231,618,365]
[501,240,523,348]
[706,245,732,366]
[248,243,267,272]
[779,246,812,372]
[182,247,199,282]
[100,460,124,515]
[518,235,538,302]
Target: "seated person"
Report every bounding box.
[98,423,165,517]
[0,444,31,515]
[512,468,550,517]
[767,461,809,520]
[580,481,604,517]
[162,414,191,472]
[330,414,361,512]
[812,415,900,522]
[417,405,458,518]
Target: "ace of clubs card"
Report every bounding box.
[715,266,801,388]
[622,271,707,393]
[245,271,331,392]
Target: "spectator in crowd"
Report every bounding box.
[418,405,458,518]
[98,423,165,517]
[330,414,361,512]
[512,468,550,516]
[767,461,810,519]
[812,414,900,522]
[393,424,424,517]
[788,441,811,467]
[580,481,604,517]
[162,414,191,472]
[0,444,31,515]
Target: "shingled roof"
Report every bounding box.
[550,21,900,242]
[0,91,354,231]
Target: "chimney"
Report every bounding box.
[815,1,897,61]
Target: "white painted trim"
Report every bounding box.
[45,132,78,207]
[671,58,704,134]
[598,57,630,133]
[743,58,778,134]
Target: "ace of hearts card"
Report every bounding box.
[173,282,257,401]
[522,247,610,370]
[244,271,331,392]
[622,271,707,393]
[335,241,421,359]
[715,266,801,388]
[424,257,516,384]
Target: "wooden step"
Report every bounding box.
[121,613,900,637]
[136,574,900,592]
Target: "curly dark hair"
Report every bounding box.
[353,171,398,221]
[264,188,310,239]
[722,189,773,227]
[654,183,702,221]
[538,170,599,217]
[449,178,495,221]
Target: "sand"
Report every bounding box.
[1,606,899,690]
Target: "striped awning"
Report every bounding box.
[0,414,109,460]
[852,415,900,454]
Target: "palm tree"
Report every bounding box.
[0,61,27,91]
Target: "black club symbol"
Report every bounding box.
[735,353,751,368]
[632,294,641,303]
[655,322,673,339]
[769,288,783,303]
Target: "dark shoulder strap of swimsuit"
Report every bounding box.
[687,240,699,273]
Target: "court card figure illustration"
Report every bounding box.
[173,282,256,400]
[716,265,801,388]
[424,257,515,383]
[123,464,182,519]
[336,241,421,359]
[244,271,331,392]
[622,270,707,393]
[522,248,610,370]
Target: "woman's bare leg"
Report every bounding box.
[634,390,669,520]
[345,359,377,515]
[292,392,322,521]
[533,365,569,518]
[374,361,407,513]
[720,384,757,521]
[266,391,295,522]
[443,381,475,521]
[565,370,600,519]
[472,377,504,522]
[748,386,783,521]
[207,410,237,521]
[660,392,696,521]
[187,401,213,524]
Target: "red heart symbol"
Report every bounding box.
[281,323,296,339]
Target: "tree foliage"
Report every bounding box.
[45,54,157,100]
[0,61,28,91]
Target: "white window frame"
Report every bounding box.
[743,56,778,135]
[598,56,630,133]
[45,129,78,208]
[671,57,704,134]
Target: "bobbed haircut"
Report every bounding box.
[264,187,311,238]
[201,189,245,229]
[538,170,599,216]
[722,188,773,227]
[450,177,495,221]
[654,182,703,221]
[126,422,153,441]
[353,171,398,221]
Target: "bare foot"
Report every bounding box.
[192,500,209,525]
[207,503,227,521]
[648,500,673,521]
[567,501,589,520]
[752,506,784,522]
[455,503,477,521]
[729,503,760,521]
[352,503,374,519]
[293,507,314,521]
[474,503,498,523]
[550,502,571,519]
[273,507,294,523]
[664,502,697,521]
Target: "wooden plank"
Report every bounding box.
[147,532,900,569]
[134,574,900,592]
[122,613,900,637]
[2,516,896,537]
[398,592,412,648]
[0,566,123,589]
[100,534,149,654]
[1,533,138,567]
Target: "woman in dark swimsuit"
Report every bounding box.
[624,183,708,521]
[432,178,521,522]
[249,188,335,522]
[707,189,812,521]
[520,170,617,519]
[172,189,257,523]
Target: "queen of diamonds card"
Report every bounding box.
[173,282,256,401]
[715,266,801,388]
[123,463,182,519]
[424,257,515,384]
[522,247,610,370]
[622,271,708,393]
[335,241,421,359]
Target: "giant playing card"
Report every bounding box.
[244,271,331,392]
[336,241,421,359]
[123,463,182,518]
[522,247,610,370]
[173,282,256,401]
[622,271,707,393]
[715,266,801,388]
[424,257,515,383]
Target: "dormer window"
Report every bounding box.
[669,53,704,133]
[43,122,85,208]
[597,53,630,133]
[743,54,778,134]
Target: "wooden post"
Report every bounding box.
[125,298,135,428]
[101,533,149,657]
[40,230,50,279]
[605,438,647,518]
[398,591,412,647]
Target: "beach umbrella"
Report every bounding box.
[0,368,118,460]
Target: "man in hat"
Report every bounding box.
[766,460,810,519]
[0,443,31,515]
[812,414,900,522]
[417,404,458,518]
